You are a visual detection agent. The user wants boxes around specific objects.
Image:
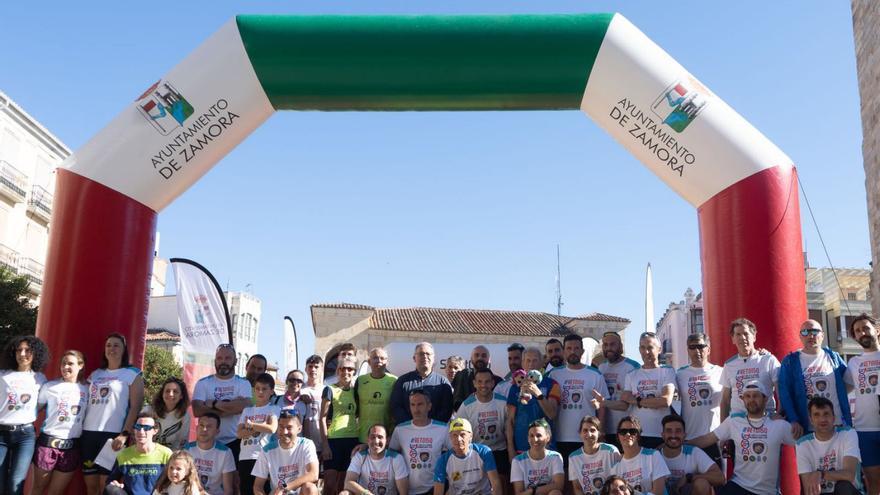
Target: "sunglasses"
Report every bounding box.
[800,328,822,337]
[133,424,156,431]
[618,428,640,436]
[687,344,708,350]
[339,367,356,372]
[216,343,235,350]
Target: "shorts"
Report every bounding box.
[34,443,81,473]
[326,437,360,471]
[81,430,119,475]
[492,449,510,476]
[858,430,880,466]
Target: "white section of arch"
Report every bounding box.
[65,19,273,212]
[581,14,792,208]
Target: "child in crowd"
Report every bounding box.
[237,373,280,495]
[152,450,204,495]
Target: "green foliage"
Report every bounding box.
[0,267,37,351]
[143,345,182,402]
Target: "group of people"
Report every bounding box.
[1,313,879,495]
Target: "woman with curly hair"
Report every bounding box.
[0,335,49,494]
[32,349,89,495]
[145,377,191,450]
[81,333,145,495]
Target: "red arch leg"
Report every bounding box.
[699,163,805,495]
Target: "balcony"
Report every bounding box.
[26,185,53,223]
[18,258,44,294]
[0,243,43,295]
[0,160,27,204]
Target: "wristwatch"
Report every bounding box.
[686,473,694,484]
[536,393,545,401]
[636,396,642,408]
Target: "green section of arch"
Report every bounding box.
[235,14,614,111]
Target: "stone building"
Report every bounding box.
[311,303,630,376]
[853,1,880,314]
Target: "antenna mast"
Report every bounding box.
[556,244,563,316]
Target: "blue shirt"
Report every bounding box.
[435,443,497,495]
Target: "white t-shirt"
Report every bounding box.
[455,393,508,451]
[83,367,141,432]
[434,443,497,495]
[299,385,325,451]
[143,405,191,451]
[388,420,450,494]
[568,443,619,495]
[547,366,609,442]
[661,445,716,486]
[38,379,88,439]
[184,441,236,495]
[511,450,564,488]
[494,379,513,401]
[713,413,796,495]
[0,370,47,425]
[192,375,252,445]
[720,352,780,415]
[796,427,863,494]
[675,364,723,439]
[799,351,843,421]
[843,350,880,431]
[623,366,676,437]
[347,449,408,495]
[598,358,640,434]
[252,437,319,494]
[238,403,281,460]
[610,448,670,495]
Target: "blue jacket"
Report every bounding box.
[778,347,851,431]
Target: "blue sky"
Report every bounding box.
[1,2,868,370]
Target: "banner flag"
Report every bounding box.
[283,316,298,375]
[170,258,232,440]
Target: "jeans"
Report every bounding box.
[0,424,36,495]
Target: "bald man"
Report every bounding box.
[778,319,851,437]
[452,346,502,410]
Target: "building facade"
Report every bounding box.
[0,91,70,301]
[853,1,880,315]
[146,290,262,376]
[311,303,630,377]
[655,288,703,369]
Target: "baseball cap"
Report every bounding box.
[741,379,769,397]
[449,418,472,433]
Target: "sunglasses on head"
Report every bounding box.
[618,428,640,436]
[800,328,822,337]
[133,423,156,431]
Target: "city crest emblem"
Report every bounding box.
[136,80,194,135]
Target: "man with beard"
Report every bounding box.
[546,339,565,372]
[547,334,609,469]
[193,344,253,461]
[452,345,503,410]
[252,410,319,495]
[341,424,408,495]
[779,319,851,438]
[434,418,502,495]
[598,332,640,449]
[245,354,268,386]
[620,333,676,449]
[389,342,454,423]
[659,415,723,495]
[843,313,880,494]
[456,368,510,492]
[495,343,525,401]
[688,381,796,495]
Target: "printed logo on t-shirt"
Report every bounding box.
[687,375,714,408]
[526,465,550,488]
[579,462,607,495]
[213,385,236,400]
[278,463,301,487]
[476,410,501,443]
[561,379,585,410]
[740,425,769,463]
[857,360,880,394]
[621,467,644,492]
[409,441,434,470]
[803,364,833,400]
[734,368,759,397]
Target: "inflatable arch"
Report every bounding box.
[37,12,804,488]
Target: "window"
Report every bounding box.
[690,309,704,334]
[847,292,857,301]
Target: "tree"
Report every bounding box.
[143,345,182,402]
[0,266,37,350]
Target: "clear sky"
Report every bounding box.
[1,1,869,370]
